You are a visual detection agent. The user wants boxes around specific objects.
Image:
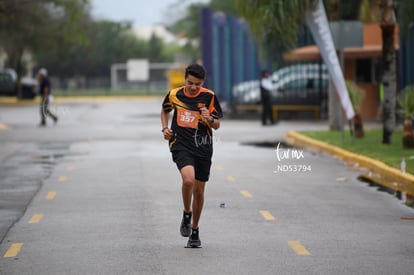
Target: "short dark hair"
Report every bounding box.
[185,64,206,80]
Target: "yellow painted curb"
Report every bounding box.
[0,96,162,105]
[286,131,414,196]
[0,98,40,105]
[55,96,161,103]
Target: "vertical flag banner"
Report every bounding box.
[306,0,355,120]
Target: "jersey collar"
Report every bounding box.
[184,86,202,98]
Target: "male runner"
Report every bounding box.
[160,64,223,247]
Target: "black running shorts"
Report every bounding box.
[172,150,212,182]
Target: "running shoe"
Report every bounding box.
[180,211,192,237]
[187,228,201,247]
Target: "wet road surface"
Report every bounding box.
[0,98,413,275]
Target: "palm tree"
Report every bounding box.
[373,0,414,144]
[378,0,397,144]
[235,0,316,51]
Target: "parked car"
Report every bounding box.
[0,68,18,96]
[0,68,38,98]
[232,63,328,105]
[270,63,326,83]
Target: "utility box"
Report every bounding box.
[329,21,363,49]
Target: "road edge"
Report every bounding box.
[286,131,414,200]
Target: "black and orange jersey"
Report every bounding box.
[162,86,223,157]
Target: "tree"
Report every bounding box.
[379,0,397,144]
[35,20,150,78]
[377,0,414,144]
[0,0,91,96]
[375,0,414,144]
[0,0,189,90]
[235,0,316,49]
[166,0,239,61]
[148,33,164,62]
[168,0,239,40]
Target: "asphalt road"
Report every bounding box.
[0,98,413,275]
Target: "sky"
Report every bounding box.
[91,0,208,29]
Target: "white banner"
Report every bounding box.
[306,0,355,120]
[127,59,149,81]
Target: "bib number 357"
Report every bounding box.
[177,109,199,129]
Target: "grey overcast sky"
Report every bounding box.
[91,0,209,29]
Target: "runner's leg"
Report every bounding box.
[180,165,195,212]
[40,100,46,125]
[192,180,205,229]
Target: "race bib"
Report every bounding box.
[177,109,199,129]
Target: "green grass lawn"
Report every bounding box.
[301,129,414,175]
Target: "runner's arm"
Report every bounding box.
[201,107,220,130]
[210,117,220,130]
[161,109,173,140]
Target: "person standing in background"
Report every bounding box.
[38,68,58,127]
[260,70,275,125]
